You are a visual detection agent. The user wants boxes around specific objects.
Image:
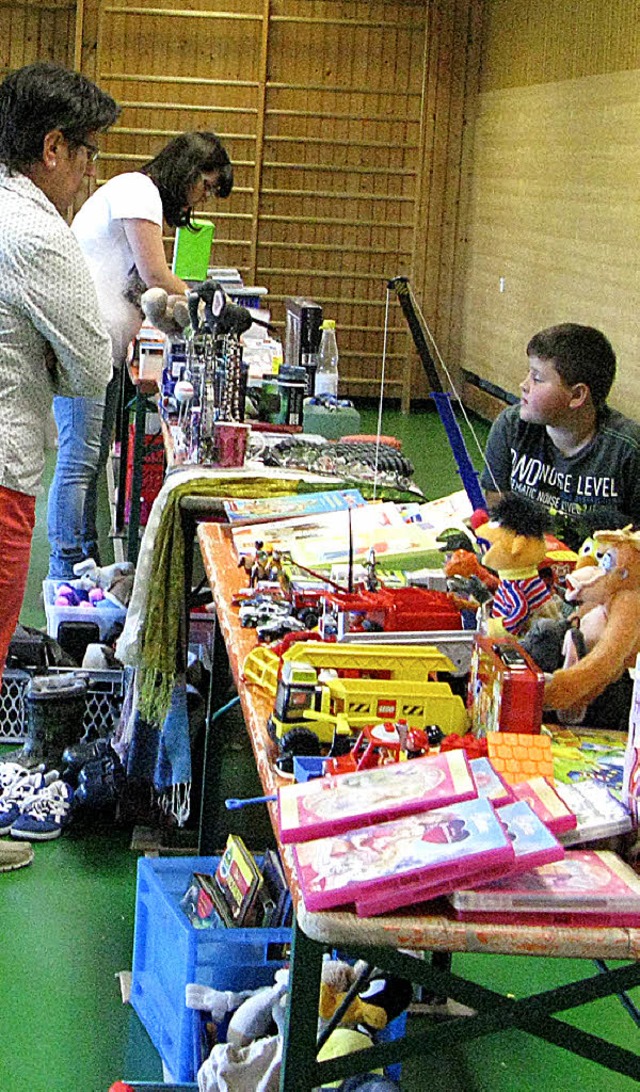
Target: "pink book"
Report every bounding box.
[510,776,577,835]
[356,798,564,917]
[278,749,476,845]
[449,849,640,926]
[293,796,514,912]
[469,756,513,806]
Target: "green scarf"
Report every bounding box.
[137,475,424,724]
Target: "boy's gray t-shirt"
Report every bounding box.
[481,403,640,544]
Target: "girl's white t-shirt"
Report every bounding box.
[72,172,164,367]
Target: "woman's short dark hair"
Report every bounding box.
[0,62,119,171]
[526,323,616,408]
[142,131,233,228]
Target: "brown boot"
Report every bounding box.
[0,840,34,872]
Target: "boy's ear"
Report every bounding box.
[569,382,590,409]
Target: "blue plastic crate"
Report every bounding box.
[131,855,291,1083]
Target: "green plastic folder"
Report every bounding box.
[172,220,215,281]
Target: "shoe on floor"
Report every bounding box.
[0,762,43,795]
[11,780,74,841]
[0,770,58,836]
[0,840,34,872]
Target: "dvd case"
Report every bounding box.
[356,798,564,918]
[449,849,640,926]
[278,749,476,845]
[293,796,514,912]
[510,776,577,835]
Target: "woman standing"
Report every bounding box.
[47,130,233,577]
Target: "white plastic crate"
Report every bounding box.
[43,579,127,642]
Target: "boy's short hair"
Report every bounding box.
[526,323,616,408]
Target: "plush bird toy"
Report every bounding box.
[476,493,561,638]
[544,526,640,714]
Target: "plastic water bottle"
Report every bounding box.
[314,320,339,398]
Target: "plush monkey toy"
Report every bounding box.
[544,526,640,714]
[140,286,190,336]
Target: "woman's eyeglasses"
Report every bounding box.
[80,141,100,163]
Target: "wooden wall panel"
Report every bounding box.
[0,0,483,408]
[459,0,640,418]
[0,1,77,77]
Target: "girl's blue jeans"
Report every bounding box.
[47,371,120,579]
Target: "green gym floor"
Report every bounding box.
[1,404,639,1091]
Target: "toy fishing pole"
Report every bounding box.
[387,276,499,512]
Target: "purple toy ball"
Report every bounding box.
[55,593,73,607]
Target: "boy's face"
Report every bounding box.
[519,355,577,426]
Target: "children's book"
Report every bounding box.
[278,749,476,845]
[293,796,514,912]
[449,849,640,927]
[223,488,366,526]
[231,501,405,561]
[623,652,640,822]
[212,835,263,926]
[546,723,627,802]
[510,776,577,835]
[551,779,633,844]
[469,756,513,806]
[290,521,447,572]
[356,798,564,918]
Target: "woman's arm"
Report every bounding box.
[122,218,188,295]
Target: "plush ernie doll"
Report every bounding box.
[476,493,561,638]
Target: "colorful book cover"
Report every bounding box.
[546,723,627,801]
[469,756,513,806]
[293,796,514,912]
[231,500,405,560]
[357,799,564,918]
[449,849,640,926]
[223,488,366,525]
[623,653,640,822]
[510,776,577,834]
[278,749,476,845]
[213,835,263,926]
[551,779,633,844]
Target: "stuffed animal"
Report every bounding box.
[72,558,135,608]
[140,286,190,336]
[544,526,640,714]
[476,493,562,638]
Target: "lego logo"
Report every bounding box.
[377,700,397,717]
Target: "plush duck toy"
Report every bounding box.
[476,493,561,638]
[544,526,640,714]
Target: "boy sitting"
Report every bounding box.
[481,323,640,550]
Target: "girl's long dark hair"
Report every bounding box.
[141,131,232,228]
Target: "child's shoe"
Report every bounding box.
[0,770,58,835]
[11,780,74,842]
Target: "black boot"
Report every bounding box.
[13,674,88,770]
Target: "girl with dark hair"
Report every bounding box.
[47,131,233,578]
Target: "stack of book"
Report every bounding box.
[181,836,292,930]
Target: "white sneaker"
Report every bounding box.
[11,780,74,842]
[0,769,59,835]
